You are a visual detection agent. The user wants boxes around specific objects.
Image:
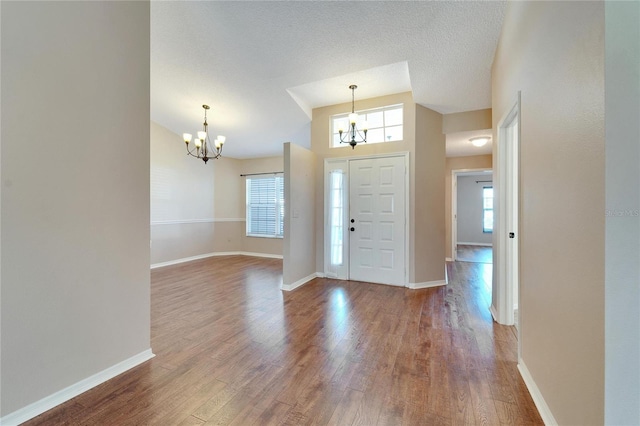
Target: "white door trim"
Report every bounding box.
[324,152,410,286]
[493,92,521,328]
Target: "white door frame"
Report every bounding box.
[492,92,521,328]
[451,168,493,261]
[324,152,410,286]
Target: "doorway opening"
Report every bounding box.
[451,169,494,264]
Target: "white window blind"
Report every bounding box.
[246,175,284,238]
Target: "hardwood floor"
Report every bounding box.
[24,256,541,425]
[456,245,493,264]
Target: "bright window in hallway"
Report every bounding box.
[329,170,344,266]
[246,175,284,238]
[483,186,493,233]
[331,104,403,148]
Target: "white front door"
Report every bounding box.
[349,156,406,286]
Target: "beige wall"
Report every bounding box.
[213,156,243,219]
[283,143,316,287]
[311,92,445,284]
[151,121,218,264]
[442,108,492,134]
[492,2,604,424]
[1,1,150,416]
[414,105,446,283]
[211,157,244,254]
[445,155,493,259]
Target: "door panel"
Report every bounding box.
[349,156,405,285]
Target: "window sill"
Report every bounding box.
[329,139,405,149]
[246,234,283,239]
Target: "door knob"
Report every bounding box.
[351,219,355,223]
[350,227,355,232]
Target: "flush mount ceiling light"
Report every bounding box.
[338,85,368,149]
[182,105,226,164]
[470,136,491,147]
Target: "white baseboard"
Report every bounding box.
[489,304,499,323]
[241,251,283,259]
[151,252,226,268]
[518,359,558,425]
[457,242,493,247]
[151,251,283,269]
[0,349,154,426]
[281,272,320,291]
[407,280,446,290]
[445,257,453,262]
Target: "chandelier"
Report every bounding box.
[182,105,226,164]
[338,85,368,149]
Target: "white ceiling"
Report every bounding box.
[151,1,506,159]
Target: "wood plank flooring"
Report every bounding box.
[456,245,493,264]
[23,256,542,425]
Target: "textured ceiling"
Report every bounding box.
[151,1,506,159]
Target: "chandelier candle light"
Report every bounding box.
[338,85,368,149]
[182,104,226,164]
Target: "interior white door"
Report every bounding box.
[494,92,520,327]
[506,120,520,326]
[349,156,405,286]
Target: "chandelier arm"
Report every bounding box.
[354,128,367,141]
[186,145,198,158]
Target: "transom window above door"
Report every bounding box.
[330,104,403,148]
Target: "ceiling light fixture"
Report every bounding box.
[470,136,490,147]
[338,85,368,149]
[182,105,226,164]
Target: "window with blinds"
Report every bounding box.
[246,175,284,238]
